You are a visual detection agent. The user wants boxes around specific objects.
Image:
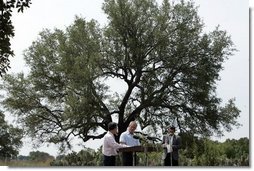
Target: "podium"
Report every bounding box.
[118,146,158,166]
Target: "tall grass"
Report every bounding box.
[0,159,53,167]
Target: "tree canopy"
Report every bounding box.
[0,0,31,76]
[0,0,240,150]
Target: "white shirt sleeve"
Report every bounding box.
[103,132,129,156]
[106,134,127,149]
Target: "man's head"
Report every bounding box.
[108,122,118,135]
[128,121,138,134]
[168,126,176,135]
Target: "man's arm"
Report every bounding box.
[107,135,128,149]
[172,136,181,150]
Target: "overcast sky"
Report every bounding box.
[4,0,250,157]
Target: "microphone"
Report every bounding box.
[133,135,140,139]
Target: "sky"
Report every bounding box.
[1,0,250,158]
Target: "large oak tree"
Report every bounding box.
[1,0,240,149]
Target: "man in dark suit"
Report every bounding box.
[162,126,181,166]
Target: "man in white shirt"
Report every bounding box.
[119,121,140,166]
[102,122,128,166]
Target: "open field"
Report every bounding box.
[0,159,53,167]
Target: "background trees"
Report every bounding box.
[0,0,32,76]
[28,151,54,162]
[50,147,102,166]
[1,0,240,150]
[180,137,249,166]
[0,150,54,166]
[1,137,248,166]
[0,111,23,160]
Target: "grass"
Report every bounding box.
[0,159,53,167]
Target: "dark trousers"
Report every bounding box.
[103,155,116,166]
[164,153,178,166]
[122,152,133,166]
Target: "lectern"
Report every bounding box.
[118,145,158,166]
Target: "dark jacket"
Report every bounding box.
[162,134,181,160]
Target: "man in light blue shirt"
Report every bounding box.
[120,121,140,166]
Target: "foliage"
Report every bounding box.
[0,0,240,150]
[0,150,54,166]
[28,150,54,162]
[0,137,248,166]
[50,147,102,166]
[179,136,249,166]
[0,111,23,160]
[0,0,32,76]
[50,137,248,166]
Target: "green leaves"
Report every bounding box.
[0,0,32,76]
[1,16,110,148]
[0,0,240,150]
[0,111,23,159]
